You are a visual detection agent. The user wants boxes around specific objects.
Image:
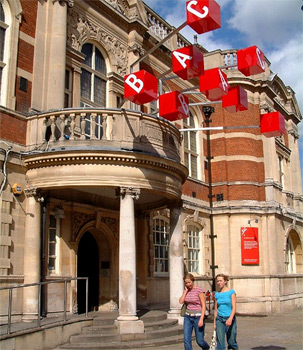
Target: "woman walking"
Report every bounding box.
[213,274,239,350]
[179,273,209,350]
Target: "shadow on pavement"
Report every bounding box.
[251,347,286,350]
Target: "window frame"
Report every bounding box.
[48,213,61,275]
[80,42,108,107]
[186,224,202,275]
[153,216,170,276]
[183,112,199,179]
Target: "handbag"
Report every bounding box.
[210,330,217,350]
[180,303,186,317]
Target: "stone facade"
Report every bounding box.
[0,0,302,330]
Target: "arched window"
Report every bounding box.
[80,43,107,139]
[0,1,8,101]
[0,0,22,108]
[184,112,199,179]
[153,216,170,274]
[285,231,303,274]
[81,43,107,107]
[187,224,201,274]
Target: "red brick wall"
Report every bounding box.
[0,112,27,145]
[19,0,38,37]
[15,0,37,114]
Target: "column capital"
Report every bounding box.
[118,187,140,200]
[24,188,44,202]
[53,0,74,7]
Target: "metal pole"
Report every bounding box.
[85,278,88,318]
[202,106,218,292]
[7,289,12,334]
[64,280,67,322]
[37,284,41,327]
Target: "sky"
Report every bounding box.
[143,0,303,186]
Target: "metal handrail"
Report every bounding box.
[0,277,88,335]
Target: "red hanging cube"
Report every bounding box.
[260,111,286,137]
[124,70,158,105]
[172,45,204,80]
[237,45,266,76]
[186,0,221,34]
[222,86,248,113]
[199,68,229,101]
[159,91,189,121]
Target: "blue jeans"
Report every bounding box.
[184,315,210,350]
[215,315,238,350]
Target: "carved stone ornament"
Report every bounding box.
[67,9,128,75]
[119,187,140,200]
[72,212,96,241]
[53,0,74,7]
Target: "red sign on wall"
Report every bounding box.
[241,227,259,265]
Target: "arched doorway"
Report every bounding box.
[77,231,99,313]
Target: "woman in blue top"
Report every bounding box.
[213,274,239,350]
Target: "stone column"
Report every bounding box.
[22,189,43,320]
[115,187,144,334]
[167,203,184,321]
[47,0,69,110]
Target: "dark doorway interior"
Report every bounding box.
[77,231,99,313]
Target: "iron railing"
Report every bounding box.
[0,277,88,335]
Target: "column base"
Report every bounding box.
[115,319,144,334]
[167,309,184,325]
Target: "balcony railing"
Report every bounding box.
[27,108,182,162]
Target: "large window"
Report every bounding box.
[285,231,303,274]
[278,156,284,188]
[0,2,7,99]
[48,214,60,273]
[81,43,107,107]
[184,112,198,178]
[153,217,170,274]
[187,225,201,274]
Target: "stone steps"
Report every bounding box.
[55,310,183,349]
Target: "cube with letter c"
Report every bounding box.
[237,45,266,76]
[124,70,158,105]
[159,91,189,121]
[260,111,286,137]
[172,45,204,80]
[222,86,248,113]
[186,0,221,34]
[199,68,229,101]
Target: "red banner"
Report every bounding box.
[241,227,259,265]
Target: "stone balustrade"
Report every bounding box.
[27,108,182,162]
[145,7,190,50]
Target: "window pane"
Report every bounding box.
[191,154,198,178]
[190,131,197,152]
[81,69,91,100]
[94,76,106,105]
[0,27,5,61]
[82,43,92,67]
[95,48,106,74]
[0,3,5,22]
[153,218,169,273]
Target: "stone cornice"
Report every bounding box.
[23,151,188,183]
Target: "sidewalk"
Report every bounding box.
[156,308,303,350]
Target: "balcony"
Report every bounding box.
[24,108,188,210]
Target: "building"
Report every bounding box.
[0,0,302,332]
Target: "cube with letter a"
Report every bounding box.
[199,68,229,101]
[172,45,204,80]
[159,91,189,121]
[237,45,266,76]
[222,86,248,113]
[260,111,286,137]
[186,0,221,34]
[124,70,158,105]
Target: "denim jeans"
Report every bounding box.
[215,315,238,350]
[184,315,210,350]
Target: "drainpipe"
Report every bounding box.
[41,198,47,317]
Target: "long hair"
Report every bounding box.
[216,273,229,282]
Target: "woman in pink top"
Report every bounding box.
[179,273,210,350]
